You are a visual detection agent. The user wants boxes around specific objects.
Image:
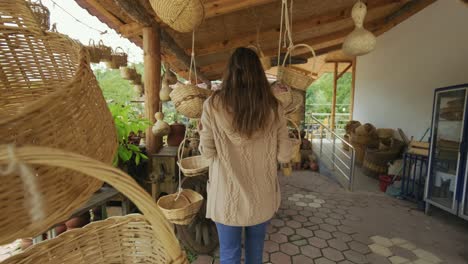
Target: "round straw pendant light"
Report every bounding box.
[149,0,204,33]
[343,1,377,56]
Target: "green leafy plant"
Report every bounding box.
[108,102,151,167]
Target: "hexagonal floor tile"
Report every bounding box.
[343,250,368,264]
[271,219,285,228]
[388,255,410,264]
[327,238,349,251]
[296,228,314,238]
[389,245,417,260]
[270,233,288,244]
[308,237,328,249]
[314,230,333,240]
[280,243,300,256]
[279,227,295,236]
[348,240,370,254]
[322,247,345,262]
[300,245,322,259]
[320,223,338,232]
[369,244,393,257]
[270,252,292,264]
[332,231,353,242]
[308,203,322,208]
[412,249,442,263]
[370,236,393,247]
[286,220,302,229]
[292,215,308,223]
[264,240,280,253]
[314,257,337,264]
[292,255,313,264]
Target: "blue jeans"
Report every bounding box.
[215,221,269,264]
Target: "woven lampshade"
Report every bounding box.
[342,1,377,56]
[149,0,204,33]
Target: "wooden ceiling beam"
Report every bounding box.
[112,0,211,85]
[204,0,277,18]
[195,0,408,56]
[119,22,144,37]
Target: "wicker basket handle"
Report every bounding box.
[0,145,188,264]
[88,39,96,46]
[247,44,266,58]
[114,46,125,54]
[98,40,106,47]
[282,44,317,76]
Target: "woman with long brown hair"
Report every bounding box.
[199,47,292,264]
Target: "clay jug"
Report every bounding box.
[167,122,186,146]
[152,112,170,136]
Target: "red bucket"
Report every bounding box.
[379,175,393,192]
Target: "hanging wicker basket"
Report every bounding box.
[272,82,293,110]
[0,146,188,264]
[106,47,128,69]
[177,138,210,177]
[0,1,117,245]
[277,44,317,91]
[86,39,112,63]
[132,73,143,85]
[27,0,50,31]
[149,0,204,33]
[157,189,204,225]
[170,84,213,119]
[120,66,137,80]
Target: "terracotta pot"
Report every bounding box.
[20,238,33,250]
[55,223,67,235]
[167,122,186,147]
[65,214,90,229]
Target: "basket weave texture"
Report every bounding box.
[170,84,213,119]
[277,44,317,91]
[178,138,210,177]
[0,1,117,245]
[157,189,204,225]
[149,0,204,33]
[27,0,50,30]
[0,146,188,264]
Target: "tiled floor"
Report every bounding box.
[192,171,468,264]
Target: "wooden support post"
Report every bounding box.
[331,62,338,131]
[143,24,162,155]
[350,58,357,120]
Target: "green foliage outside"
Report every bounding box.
[93,63,150,166]
[305,72,352,132]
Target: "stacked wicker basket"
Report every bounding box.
[0,1,189,263]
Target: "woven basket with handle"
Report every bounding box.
[170,84,213,119]
[0,146,188,264]
[149,0,204,33]
[106,47,127,69]
[177,138,210,177]
[277,44,317,91]
[27,0,50,30]
[0,1,117,245]
[157,189,204,225]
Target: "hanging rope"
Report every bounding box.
[188,30,198,85]
[277,0,295,67]
[0,145,45,222]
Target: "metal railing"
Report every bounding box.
[305,115,356,191]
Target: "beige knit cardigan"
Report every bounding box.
[199,98,292,226]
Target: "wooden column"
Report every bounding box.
[350,58,357,120]
[331,62,338,131]
[143,24,162,155]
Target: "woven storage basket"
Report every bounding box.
[149,0,204,33]
[362,140,404,178]
[355,123,377,136]
[343,134,350,151]
[178,138,210,177]
[27,0,50,30]
[277,44,317,91]
[86,40,112,63]
[376,128,394,139]
[157,189,204,225]
[170,84,213,119]
[0,1,117,245]
[120,66,136,80]
[272,82,293,110]
[0,146,188,264]
[106,47,127,69]
[345,120,361,135]
[132,73,143,85]
[350,134,379,165]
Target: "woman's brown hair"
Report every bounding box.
[212,47,279,138]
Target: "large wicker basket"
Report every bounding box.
[157,189,204,225]
[277,44,317,91]
[149,0,204,33]
[0,146,188,264]
[170,84,213,119]
[106,47,128,69]
[0,1,117,245]
[27,0,50,30]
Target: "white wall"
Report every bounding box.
[354,0,468,140]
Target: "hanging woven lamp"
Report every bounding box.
[342,1,377,56]
[149,0,204,33]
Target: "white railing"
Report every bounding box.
[305,115,356,191]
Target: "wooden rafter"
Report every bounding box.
[112,0,211,85]
[337,62,352,79]
[204,0,277,18]
[195,0,408,56]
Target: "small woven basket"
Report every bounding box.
[0,1,117,245]
[157,189,204,225]
[120,66,136,80]
[149,0,204,33]
[132,73,143,85]
[277,44,317,91]
[0,146,188,264]
[106,47,128,69]
[86,39,112,63]
[27,0,50,30]
[170,84,213,119]
[178,138,210,177]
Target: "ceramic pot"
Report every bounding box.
[167,122,186,147]
[65,213,90,229]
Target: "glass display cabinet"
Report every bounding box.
[425,84,468,220]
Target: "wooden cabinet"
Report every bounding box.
[149,146,179,200]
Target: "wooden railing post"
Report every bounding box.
[143,24,162,155]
